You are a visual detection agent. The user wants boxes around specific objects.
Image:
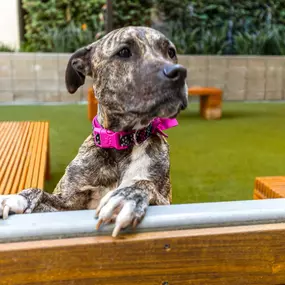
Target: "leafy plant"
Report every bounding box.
[233,25,285,55]
[197,25,230,55]
[22,0,153,52]
[113,0,153,28]
[0,43,14,52]
[22,0,105,52]
[48,16,105,53]
[165,21,200,54]
[154,0,285,55]
[233,31,268,55]
[161,20,230,55]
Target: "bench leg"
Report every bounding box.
[199,94,222,120]
[204,107,222,120]
[88,88,98,121]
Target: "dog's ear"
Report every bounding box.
[65,45,93,94]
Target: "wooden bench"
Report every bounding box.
[254,176,285,199]
[0,121,50,194]
[188,87,223,120]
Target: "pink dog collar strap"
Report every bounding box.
[92,116,178,150]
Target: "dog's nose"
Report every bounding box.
[163,64,187,80]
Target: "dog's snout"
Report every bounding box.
[163,64,187,81]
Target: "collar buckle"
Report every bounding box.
[93,128,129,150]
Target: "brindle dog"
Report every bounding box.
[0,26,188,237]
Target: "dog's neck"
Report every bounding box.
[97,103,151,132]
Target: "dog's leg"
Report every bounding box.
[96,138,171,237]
[96,180,169,237]
[0,135,116,219]
[0,186,91,219]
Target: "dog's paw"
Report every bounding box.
[0,195,28,219]
[95,188,148,237]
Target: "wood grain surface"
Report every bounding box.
[0,121,50,194]
[1,223,285,284]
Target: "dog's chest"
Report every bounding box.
[88,184,117,209]
[87,144,152,209]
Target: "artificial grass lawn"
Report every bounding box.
[0,102,284,204]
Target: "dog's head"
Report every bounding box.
[66,26,188,130]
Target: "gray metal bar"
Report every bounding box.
[1,198,285,243]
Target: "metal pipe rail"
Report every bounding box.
[1,198,285,242]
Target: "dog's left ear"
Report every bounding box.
[65,45,94,94]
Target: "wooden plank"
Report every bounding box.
[255,177,285,199]
[17,122,37,191]
[0,122,23,190]
[37,122,49,189]
[31,122,45,188]
[0,122,11,146]
[0,121,17,160]
[45,137,51,180]
[253,189,268,200]
[0,122,30,194]
[188,87,222,96]
[1,224,285,285]
[10,122,34,194]
[24,122,41,189]
[0,121,50,193]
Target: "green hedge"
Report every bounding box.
[113,0,152,28]
[153,0,285,55]
[22,1,285,55]
[22,0,105,52]
[22,0,152,52]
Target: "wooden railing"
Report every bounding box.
[1,199,285,284]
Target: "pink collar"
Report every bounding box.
[92,116,178,150]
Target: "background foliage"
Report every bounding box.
[21,0,152,52]
[20,0,285,55]
[113,0,152,28]
[0,43,15,52]
[153,0,285,55]
[22,0,105,52]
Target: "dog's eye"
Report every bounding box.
[118,48,132,58]
[168,48,176,59]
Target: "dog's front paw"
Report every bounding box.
[95,188,148,237]
[0,195,28,219]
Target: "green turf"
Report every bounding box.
[0,102,284,204]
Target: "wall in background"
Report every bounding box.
[0,53,284,103]
[179,55,285,101]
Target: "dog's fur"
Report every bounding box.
[0,26,188,237]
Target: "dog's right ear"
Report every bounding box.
[65,45,93,94]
